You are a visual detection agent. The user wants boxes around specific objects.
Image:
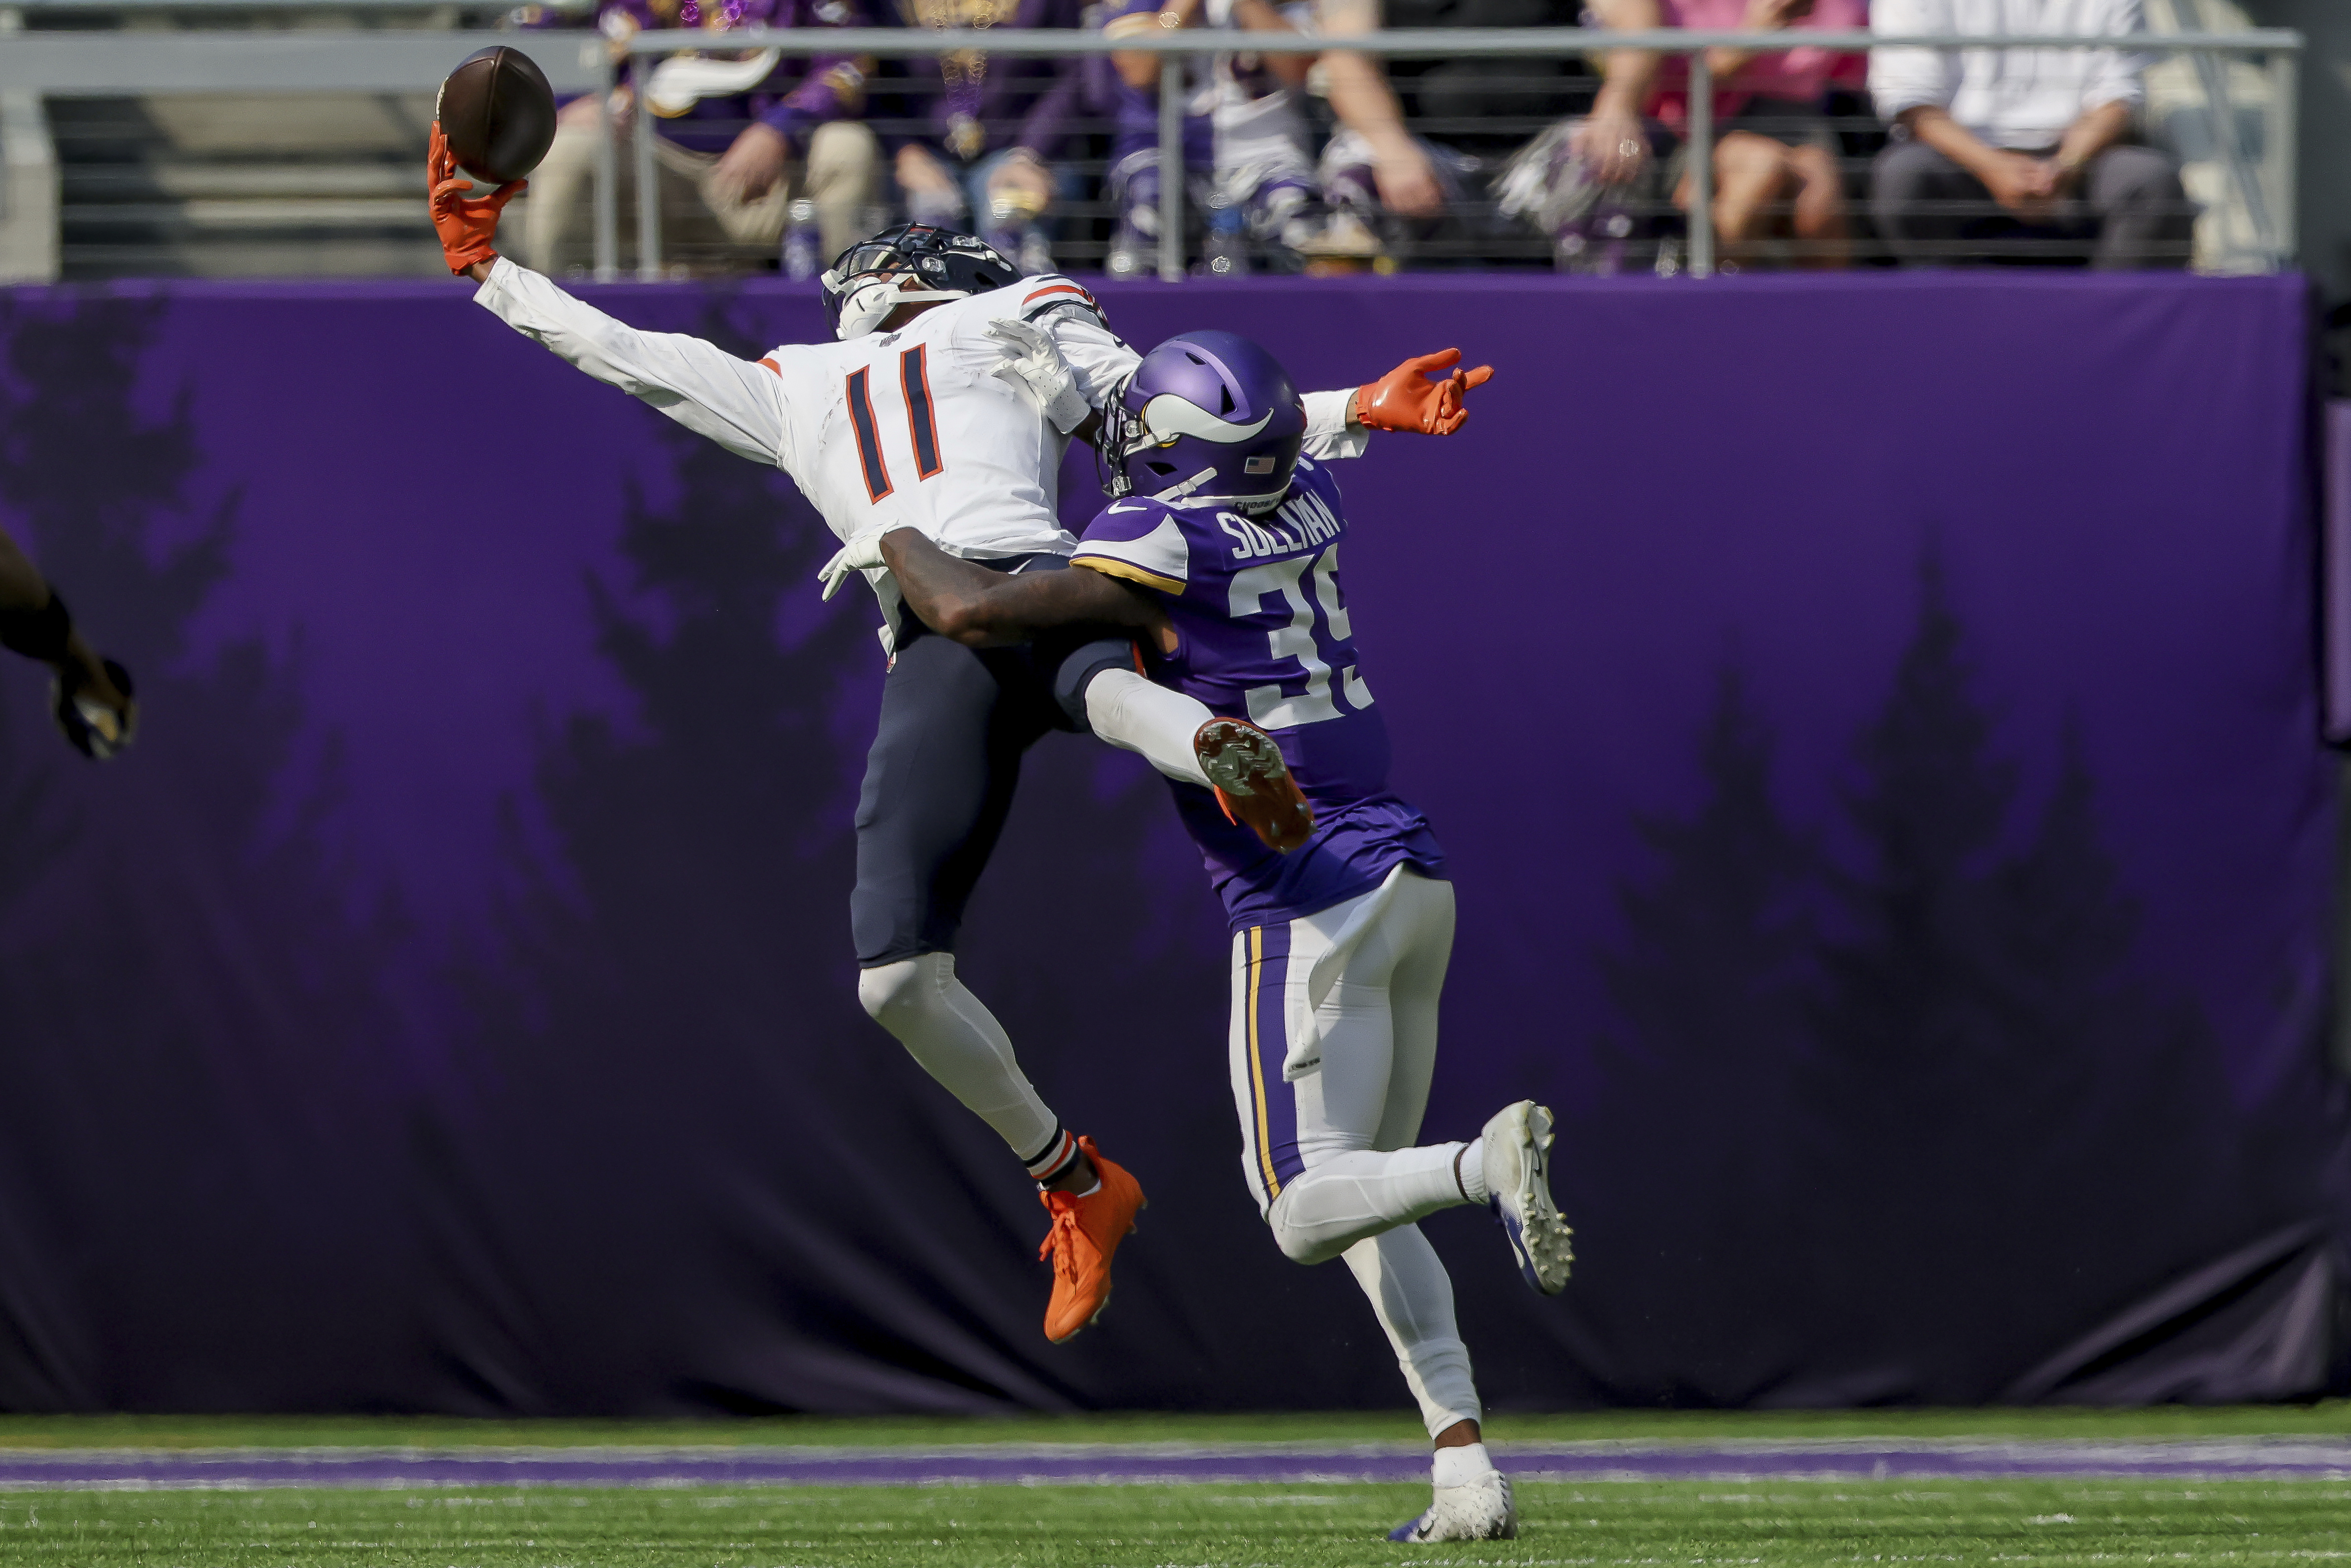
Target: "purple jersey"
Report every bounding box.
[1071,454,1446,930]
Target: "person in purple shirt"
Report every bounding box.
[519,0,883,273]
[1096,0,1335,275]
[875,330,1575,1547]
[872,0,1087,274]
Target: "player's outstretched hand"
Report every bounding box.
[819,531,890,601]
[53,652,135,761]
[429,122,526,278]
[987,319,1093,435]
[1356,348,1495,436]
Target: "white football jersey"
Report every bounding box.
[475,261,1366,620]
[757,276,1135,563]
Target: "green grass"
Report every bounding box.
[0,1403,2347,1450]
[3,1411,2350,1565]
[3,1479,2351,1566]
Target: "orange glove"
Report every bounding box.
[428,123,526,278]
[1354,348,1496,436]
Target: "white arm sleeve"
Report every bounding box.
[474,257,788,466]
[1867,0,1959,123]
[1302,389,1368,460]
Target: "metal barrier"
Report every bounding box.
[0,27,604,94]
[0,19,2306,283]
[604,26,2301,284]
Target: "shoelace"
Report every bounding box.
[1038,1202,1085,1281]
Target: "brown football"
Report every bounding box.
[436,45,558,186]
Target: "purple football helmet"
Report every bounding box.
[1107,331,1307,513]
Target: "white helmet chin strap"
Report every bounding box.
[831,275,970,340]
[1150,467,1220,503]
[1149,466,1286,513]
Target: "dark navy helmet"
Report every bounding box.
[822,224,1019,340]
[1107,331,1307,512]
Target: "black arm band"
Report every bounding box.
[0,591,73,663]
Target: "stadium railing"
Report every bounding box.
[0,12,2306,284]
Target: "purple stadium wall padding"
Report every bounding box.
[2325,402,2351,742]
[0,271,2338,1414]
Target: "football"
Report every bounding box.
[435,45,558,186]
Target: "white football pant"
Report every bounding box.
[1229,864,1481,1437]
[859,953,1060,1163]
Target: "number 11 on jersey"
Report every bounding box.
[847,345,945,504]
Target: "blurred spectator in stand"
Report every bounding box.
[1482,0,1668,271]
[522,0,882,275]
[1312,0,1439,241]
[1647,0,1864,268]
[1098,0,1346,275]
[1869,0,2192,267]
[1319,0,1650,268]
[880,0,1087,275]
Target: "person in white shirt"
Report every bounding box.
[426,131,1486,1344]
[1868,0,2191,267]
[1099,0,1341,274]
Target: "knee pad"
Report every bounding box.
[858,954,942,1032]
[1266,1186,1345,1267]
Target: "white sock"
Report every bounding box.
[1432,1442,1496,1488]
[858,954,1058,1160]
[1456,1137,1489,1205]
[1084,668,1213,787]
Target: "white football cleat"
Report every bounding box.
[1389,1471,1517,1543]
[1484,1100,1573,1294]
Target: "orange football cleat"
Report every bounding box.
[1195,717,1314,854]
[1037,1137,1146,1344]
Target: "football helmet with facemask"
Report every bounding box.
[1103,331,1307,514]
[821,224,1021,340]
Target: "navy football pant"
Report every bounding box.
[851,628,1067,967]
[849,572,1131,1169]
[851,566,1132,965]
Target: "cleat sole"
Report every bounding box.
[1195,718,1314,853]
[1492,1102,1573,1295]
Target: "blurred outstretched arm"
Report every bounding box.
[0,524,136,758]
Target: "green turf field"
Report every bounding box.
[3,1409,2350,1567]
[5,1479,2351,1567]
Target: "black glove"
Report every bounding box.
[53,657,136,761]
